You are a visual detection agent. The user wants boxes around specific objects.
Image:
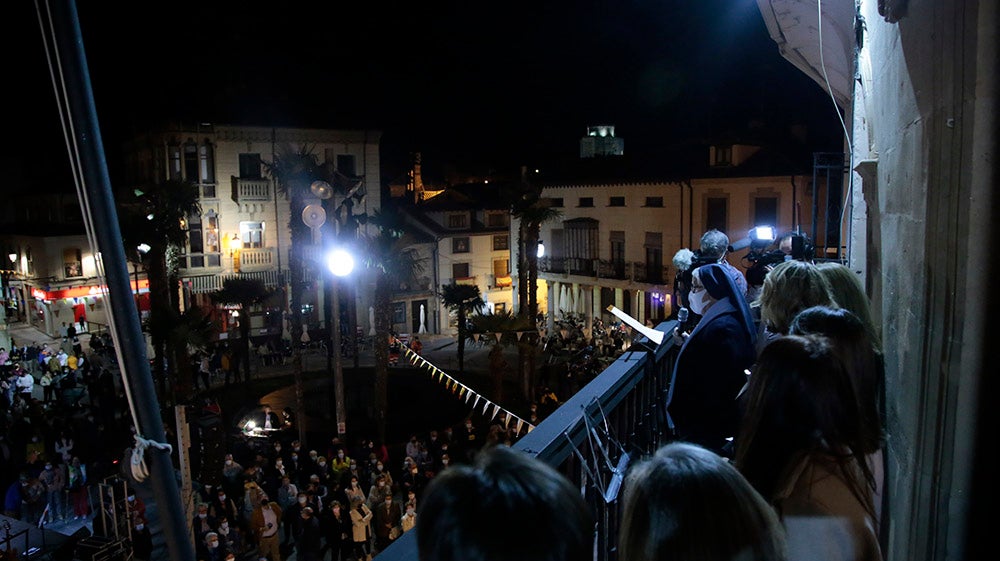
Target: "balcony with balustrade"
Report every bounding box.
[231,177,272,203]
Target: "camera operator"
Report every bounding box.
[743,231,815,302]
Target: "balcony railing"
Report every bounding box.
[378,321,680,561]
[231,177,272,203]
[186,269,288,294]
[539,257,670,286]
[236,247,275,271]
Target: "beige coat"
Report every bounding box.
[350,504,373,543]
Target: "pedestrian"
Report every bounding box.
[251,498,283,561]
[39,461,66,522]
[349,497,373,561]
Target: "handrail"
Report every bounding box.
[378,320,680,561]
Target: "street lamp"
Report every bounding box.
[326,247,355,437]
[536,240,545,258]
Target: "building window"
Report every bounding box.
[199,142,216,185]
[578,197,594,207]
[25,246,34,275]
[240,221,264,249]
[610,231,625,264]
[494,258,511,286]
[644,196,663,207]
[754,196,779,228]
[239,154,262,179]
[204,213,220,254]
[452,262,470,279]
[548,197,564,208]
[63,248,83,278]
[486,212,509,228]
[609,196,625,207]
[453,237,470,253]
[706,197,728,233]
[168,144,182,180]
[714,145,733,166]
[337,154,357,176]
[448,214,468,229]
[493,234,509,251]
[184,141,199,184]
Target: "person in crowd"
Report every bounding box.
[366,473,391,509]
[200,531,230,561]
[815,263,882,350]
[127,491,147,528]
[665,263,757,453]
[735,335,882,561]
[374,493,401,553]
[55,430,75,464]
[755,260,837,349]
[132,516,154,561]
[211,487,240,525]
[217,515,244,556]
[296,506,323,561]
[345,474,366,506]
[251,497,283,561]
[410,336,424,355]
[194,502,219,542]
[401,500,417,534]
[320,499,352,561]
[222,453,245,498]
[350,496,374,561]
[283,491,309,551]
[67,456,88,519]
[3,474,27,519]
[619,441,786,561]
[276,475,299,511]
[417,445,593,561]
[39,460,66,522]
[789,305,886,525]
[700,228,749,297]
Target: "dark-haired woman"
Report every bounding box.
[735,335,882,561]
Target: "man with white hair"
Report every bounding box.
[699,229,748,297]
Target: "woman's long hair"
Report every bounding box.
[735,335,876,519]
[620,442,786,561]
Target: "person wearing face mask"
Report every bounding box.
[216,515,244,555]
[368,460,392,489]
[211,488,238,524]
[374,493,402,553]
[401,501,417,533]
[345,476,366,507]
[366,474,391,509]
[201,531,230,561]
[194,502,218,542]
[282,492,309,551]
[331,448,351,477]
[38,461,65,523]
[251,498,283,561]
[320,500,352,561]
[664,263,757,456]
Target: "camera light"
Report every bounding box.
[751,226,775,242]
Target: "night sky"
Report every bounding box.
[8,0,843,190]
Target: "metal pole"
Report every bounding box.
[45,3,195,560]
[332,276,347,436]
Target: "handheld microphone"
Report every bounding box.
[677,307,689,326]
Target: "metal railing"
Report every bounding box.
[540,257,671,286]
[378,320,680,561]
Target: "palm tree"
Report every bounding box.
[468,309,532,401]
[361,207,424,443]
[510,174,561,401]
[121,179,201,402]
[210,278,274,382]
[440,283,485,374]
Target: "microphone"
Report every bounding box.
[677,307,689,326]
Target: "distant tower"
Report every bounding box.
[579,125,624,158]
[409,152,426,201]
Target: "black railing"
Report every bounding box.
[378,320,680,561]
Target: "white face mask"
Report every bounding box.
[688,288,709,315]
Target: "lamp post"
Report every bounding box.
[326,248,355,436]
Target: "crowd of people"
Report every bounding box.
[188,404,533,561]
[2,327,134,533]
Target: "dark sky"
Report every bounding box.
[8,0,842,189]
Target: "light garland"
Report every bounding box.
[399,342,534,436]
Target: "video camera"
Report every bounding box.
[742,229,815,286]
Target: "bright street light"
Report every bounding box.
[536,240,545,258]
[326,248,355,277]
